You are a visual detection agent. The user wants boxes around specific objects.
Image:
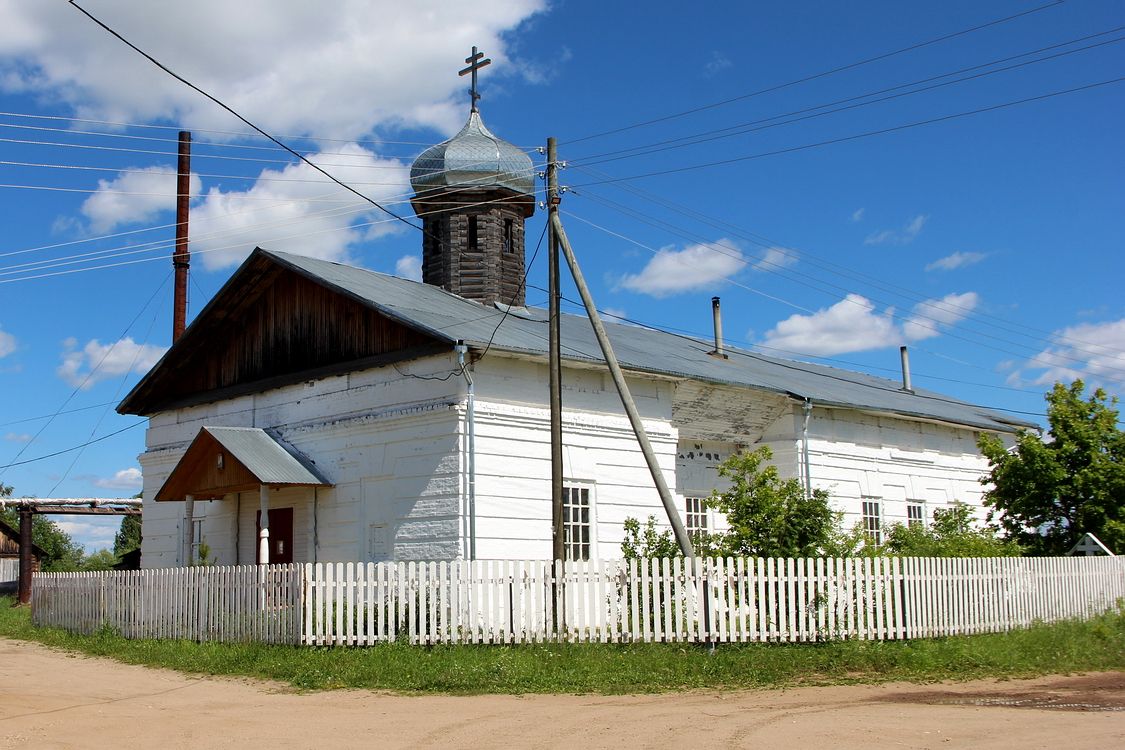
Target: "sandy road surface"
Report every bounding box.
[1,638,1122,749]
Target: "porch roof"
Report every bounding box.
[155,426,331,501]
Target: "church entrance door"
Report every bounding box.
[256,507,294,564]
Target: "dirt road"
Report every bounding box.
[1,637,1122,749]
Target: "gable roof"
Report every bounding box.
[122,248,1033,434]
[155,426,332,501]
[0,520,47,559]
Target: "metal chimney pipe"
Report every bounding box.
[900,345,913,392]
[711,296,725,357]
[172,130,191,343]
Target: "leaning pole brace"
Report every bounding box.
[550,212,696,558]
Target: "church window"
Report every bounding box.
[685,497,708,543]
[906,501,925,528]
[862,499,882,544]
[503,218,514,253]
[467,215,479,251]
[563,485,592,561]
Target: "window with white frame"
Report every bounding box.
[191,518,204,562]
[907,501,925,528]
[685,497,708,543]
[563,485,592,561]
[862,499,882,544]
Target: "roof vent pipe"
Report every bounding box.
[710,296,727,359]
[900,345,914,393]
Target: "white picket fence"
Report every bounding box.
[32,565,302,644]
[31,556,1125,646]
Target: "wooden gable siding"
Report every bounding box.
[121,260,439,414]
[159,430,261,500]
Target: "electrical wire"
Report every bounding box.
[561,203,1125,383]
[528,282,1052,420]
[569,76,1125,186]
[564,1,1065,145]
[0,272,171,480]
[67,0,426,238]
[0,186,549,282]
[569,30,1125,166]
[571,167,1125,362]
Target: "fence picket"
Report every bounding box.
[29,556,1125,646]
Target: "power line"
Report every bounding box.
[569,76,1125,186]
[0,186,550,283]
[0,421,146,471]
[570,30,1125,166]
[0,401,120,428]
[0,108,541,152]
[561,204,1125,383]
[528,283,1052,421]
[67,0,426,239]
[0,272,171,480]
[564,1,1065,145]
[571,169,1125,362]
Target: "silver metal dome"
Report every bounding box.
[410,111,535,197]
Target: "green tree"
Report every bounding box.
[978,380,1125,555]
[706,446,838,558]
[80,548,119,571]
[620,515,685,559]
[113,513,142,557]
[882,504,1022,557]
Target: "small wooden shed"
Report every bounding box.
[0,520,45,595]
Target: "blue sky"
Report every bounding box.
[1,0,1122,551]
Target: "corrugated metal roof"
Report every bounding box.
[202,427,330,487]
[266,249,1033,434]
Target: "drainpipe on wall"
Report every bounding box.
[456,341,477,560]
[801,399,813,500]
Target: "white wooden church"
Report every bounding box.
[121,99,1029,568]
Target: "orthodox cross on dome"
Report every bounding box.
[459,46,492,113]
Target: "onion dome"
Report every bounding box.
[410,111,535,198]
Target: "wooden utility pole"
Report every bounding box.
[544,157,695,558]
[17,508,32,605]
[172,130,191,342]
[547,138,564,562]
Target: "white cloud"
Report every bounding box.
[851,208,865,223]
[394,254,423,281]
[81,166,202,233]
[189,144,411,270]
[750,246,798,272]
[0,1,546,140]
[704,51,732,76]
[57,336,168,389]
[0,325,15,358]
[902,292,979,341]
[925,251,987,272]
[54,519,119,553]
[761,291,980,356]
[762,294,900,356]
[865,214,928,246]
[1009,318,1125,388]
[3,432,31,443]
[619,239,745,297]
[92,467,143,490]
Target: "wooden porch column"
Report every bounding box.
[17,508,32,606]
[258,485,270,565]
[183,494,195,566]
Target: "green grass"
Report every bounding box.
[2,597,1123,694]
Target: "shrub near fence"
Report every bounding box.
[31,556,1125,646]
